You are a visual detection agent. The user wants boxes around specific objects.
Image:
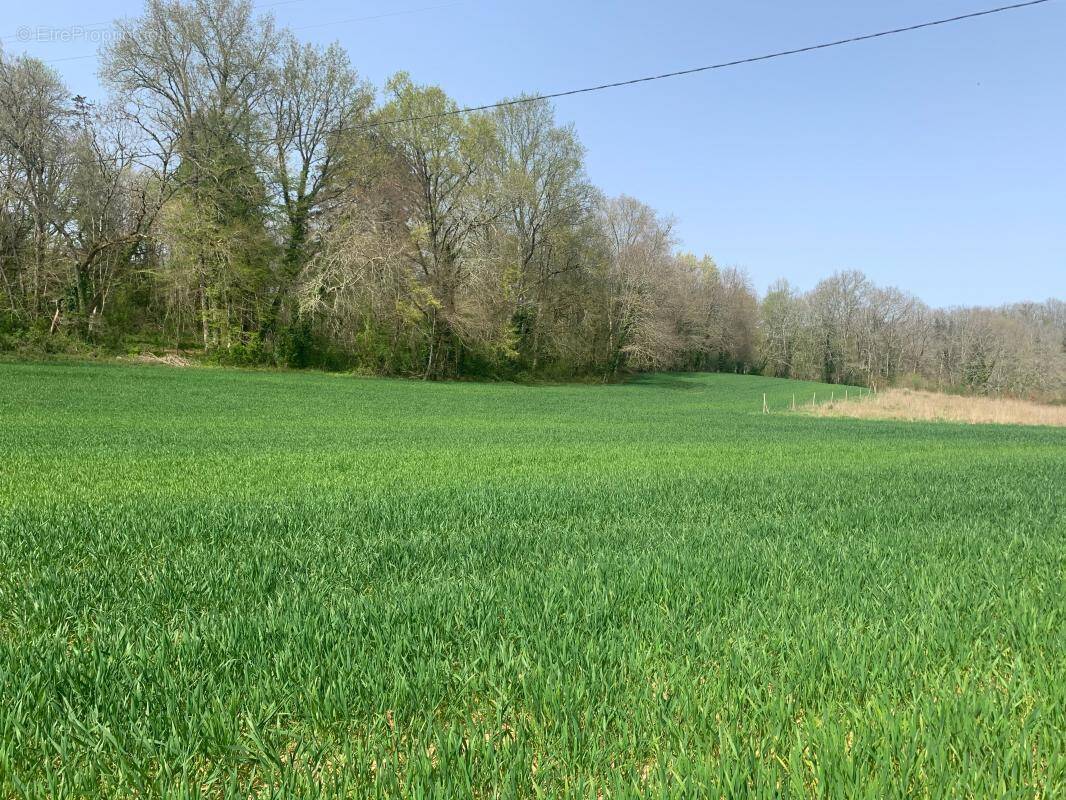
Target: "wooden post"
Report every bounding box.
[831,391,835,403]
[49,300,61,335]
[812,392,816,407]
[762,393,768,414]
[845,388,849,401]
[792,394,796,411]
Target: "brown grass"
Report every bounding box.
[125,351,193,367]
[807,388,1066,427]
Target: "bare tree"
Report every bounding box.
[594,195,676,376]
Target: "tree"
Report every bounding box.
[60,100,168,337]
[263,36,372,341]
[491,99,593,371]
[161,118,275,350]
[593,195,676,377]
[365,73,500,378]
[0,53,74,321]
[0,0,1059,395]
[760,279,801,378]
[102,0,278,352]
[806,270,871,384]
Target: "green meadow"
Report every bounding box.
[0,362,1062,798]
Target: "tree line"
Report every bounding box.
[1,0,1062,395]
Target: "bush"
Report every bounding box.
[212,333,265,367]
[0,319,88,357]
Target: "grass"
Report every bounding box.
[0,362,1063,798]
[807,387,1066,427]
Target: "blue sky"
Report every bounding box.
[5,0,1063,307]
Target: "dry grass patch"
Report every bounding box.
[809,388,1066,427]
[125,351,193,367]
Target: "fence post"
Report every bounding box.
[762,393,768,414]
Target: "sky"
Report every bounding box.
[3,0,1064,307]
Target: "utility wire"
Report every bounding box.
[35,2,464,62]
[379,0,1053,126]
[3,0,1055,170]
[1,0,312,43]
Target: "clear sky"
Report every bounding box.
[4,0,1064,307]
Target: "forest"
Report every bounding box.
[1,0,1063,395]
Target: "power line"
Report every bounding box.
[380,0,1054,126]
[31,1,458,64]
[4,0,1055,170]
[1,0,312,44]
[32,2,464,63]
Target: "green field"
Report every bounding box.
[1,363,1063,798]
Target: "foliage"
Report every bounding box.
[758,273,1065,399]
[0,0,1060,395]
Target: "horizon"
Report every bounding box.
[3,0,1064,308]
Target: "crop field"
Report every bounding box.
[0,363,1063,798]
